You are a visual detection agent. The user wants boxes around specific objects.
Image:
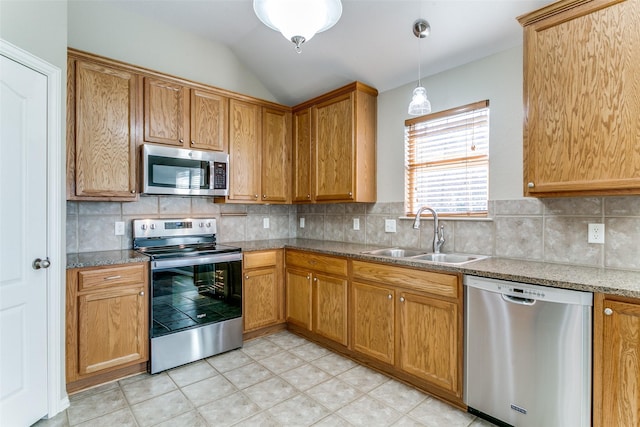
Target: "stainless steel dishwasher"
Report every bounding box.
[464,275,592,427]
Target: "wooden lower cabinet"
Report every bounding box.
[593,293,640,426]
[285,250,349,346]
[242,250,285,335]
[66,263,149,393]
[350,260,463,403]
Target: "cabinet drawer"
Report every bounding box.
[78,264,146,292]
[352,260,458,299]
[286,251,348,277]
[244,250,278,269]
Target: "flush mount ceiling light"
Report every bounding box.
[253,0,343,53]
[408,18,432,115]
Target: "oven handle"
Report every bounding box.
[151,252,242,270]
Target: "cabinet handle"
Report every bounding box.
[104,275,121,280]
[130,190,136,194]
[254,194,259,199]
[527,182,535,188]
[263,194,267,199]
[604,307,613,316]
[307,194,311,199]
[400,297,405,303]
[313,277,317,282]
[139,291,145,296]
[348,192,353,197]
[191,140,195,145]
[306,275,310,280]
[245,275,249,279]
[387,294,392,300]
[179,138,184,143]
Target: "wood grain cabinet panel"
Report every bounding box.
[594,293,640,426]
[66,263,148,393]
[261,107,291,202]
[67,58,137,200]
[285,267,313,330]
[313,273,348,345]
[190,89,228,151]
[519,0,640,196]
[243,250,284,333]
[351,281,395,364]
[229,99,261,202]
[143,77,188,147]
[292,82,377,203]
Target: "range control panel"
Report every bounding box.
[133,218,217,238]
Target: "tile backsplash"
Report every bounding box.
[67,196,640,271]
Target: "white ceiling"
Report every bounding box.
[108,0,550,105]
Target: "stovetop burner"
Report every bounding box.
[132,218,241,260]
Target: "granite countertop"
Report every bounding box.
[67,238,640,298]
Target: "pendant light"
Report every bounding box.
[253,0,343,53]
[408,18,432,115]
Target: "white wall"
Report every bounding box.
[67,1,278,103]
[376,46,524,203]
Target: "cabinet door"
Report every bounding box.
[191,89,227,151]
[73,60,137,199]
[313,93,354,201]
[143,77,189,146]
[292,108,312,202]
[243,267,281,332]
[228,99,261,202]
[351,281,395,364]
[522,0,640,196]
[313,273,348,345]
[398,291,460,396]
[77,285,147,376]
[261,108,290,203]
[595,298,640,426]
[285,267,312,330]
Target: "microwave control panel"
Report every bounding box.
[213,162,227,190]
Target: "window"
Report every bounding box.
[405,100,489,217]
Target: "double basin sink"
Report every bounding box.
[361,247,487,265]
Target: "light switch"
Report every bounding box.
[263,217,270,229]
[115,221,125,236]
[300,217,305,228]
[384,219,396,233]
[353,218,360,230]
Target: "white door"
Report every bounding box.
[0,54,49,426]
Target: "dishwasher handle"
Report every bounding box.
[502,293,536,305]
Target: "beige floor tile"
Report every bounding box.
[153,409,208,427]
[243,377,298,410]
[167,360,218,387]
[206,348,253,372]
[258,350,306,374]
[369,380,427,413]
[66,388,128,426]
[120,373,177,405]
[197,391,261,427]
[267,394,331,426]
[279,364,333,391]
[181,375,238,407]
[232,410,282,426]
[337,395,402,426]
[312,413,355,426]
[32,410,69,427]
[68,381,119,403]
[392,415,429,426]
[223,362,274,389]
[74,407,137,427]
[241,338,284,360]
[337,365,390,392]
[408,397,476,427]
[305,378,362,411]
[130,389,193,427]
[265,331,309,349]
[289,342,331,362]
[310,352,358,375]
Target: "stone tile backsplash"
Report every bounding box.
[67,196,640,271]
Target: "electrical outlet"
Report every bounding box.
[353,218,360,230]
[588,223,605,244]
[299,217,305,228]
[384,219,396,233]
[263,217,270,229]
[114,221,125,236]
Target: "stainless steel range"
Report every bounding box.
[133,218,242,374]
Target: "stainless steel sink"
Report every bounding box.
[361,247,429,258]
[409,253,487,264]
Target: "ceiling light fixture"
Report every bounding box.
[253,0,343,53]
[408,18,432,115]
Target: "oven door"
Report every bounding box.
[150,252,242,339]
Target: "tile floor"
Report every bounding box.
[35,331,496,427]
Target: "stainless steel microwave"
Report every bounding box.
[142,144,229,196]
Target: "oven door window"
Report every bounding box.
[151,260,242,338]
[149,155,211,190]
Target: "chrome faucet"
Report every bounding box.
[413,206,445,253]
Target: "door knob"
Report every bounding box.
[32,258,51,270]
[604,308,613,316]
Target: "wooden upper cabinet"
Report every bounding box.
[293,82,377,203]
[143,77,189,147]
[67,58,137,201]
[228,99,261,202]
[519,0,640,197]
[142,77,228,151]
[191,89,228,151]
[292,108,312,202]
[261,107,291,203]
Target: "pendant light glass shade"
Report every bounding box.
[253,0,343,52]
[408,86,431,115]
[408,18,432,115]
